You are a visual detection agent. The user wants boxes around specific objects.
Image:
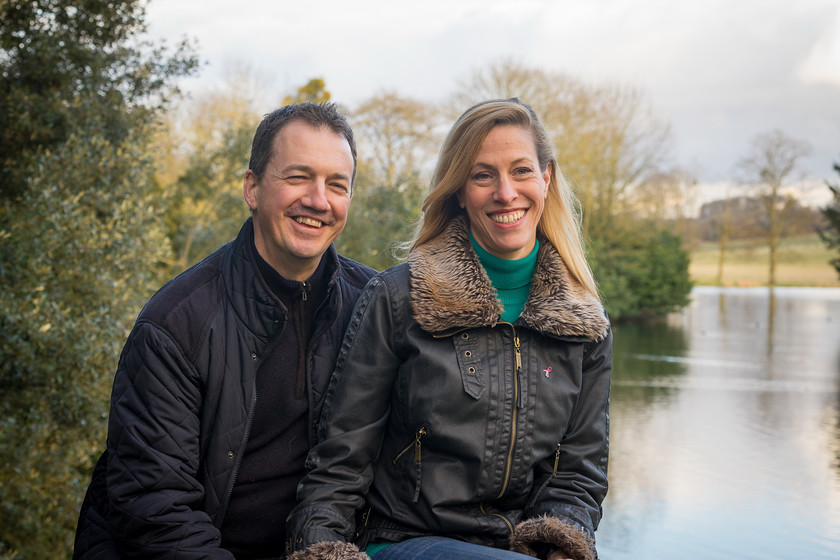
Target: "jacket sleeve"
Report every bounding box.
[106,321,234,560]
[519,327,613,550]
[286,274,401,554]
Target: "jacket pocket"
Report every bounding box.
[453,331,485,400]
[526,442,563,510]
[392,426,427,502]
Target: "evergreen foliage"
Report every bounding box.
[589,220,693,320]
[0,133,172,558]
[0,1,197,556]
[0,0,197,199]
[336,165,426,271]
[818,162,840,278]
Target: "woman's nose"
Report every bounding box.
[494,175,518,203]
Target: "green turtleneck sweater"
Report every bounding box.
[469,231,539,323]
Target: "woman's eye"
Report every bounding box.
[514,167,533,176]
[472,172,492,181]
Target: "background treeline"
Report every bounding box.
[2,2,839,559]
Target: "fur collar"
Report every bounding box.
[408,216,609,340]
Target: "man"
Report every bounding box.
[73,102,377,559]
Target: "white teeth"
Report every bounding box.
[295,216,323,227]
[491,210,525,224]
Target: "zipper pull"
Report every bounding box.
[413,427,427,503]
[513,330,524,408]
[393,426,428,464]
[300,281,308,301]
[414,427,427,462]
[553,443,561,474]
[513,333,521,373]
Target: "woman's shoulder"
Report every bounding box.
[371,261,411,286]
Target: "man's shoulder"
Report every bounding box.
[136,246,228,339]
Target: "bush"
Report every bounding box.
[0,133,172,558]
[589,220,693,320]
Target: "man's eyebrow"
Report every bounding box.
[328,171,352,182]
[273,164,314,177]
[272,165,350,182]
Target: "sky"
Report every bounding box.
[145,0,840,186]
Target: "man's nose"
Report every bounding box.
[301,179,329,211]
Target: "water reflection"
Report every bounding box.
[598,287,840,560]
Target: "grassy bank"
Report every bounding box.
[689,234,840,287]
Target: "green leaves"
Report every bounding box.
[0,0,199,199]
[589,220,693,320]
[818,163,840,278]
[1,1,196,555]
[0,130,173,556]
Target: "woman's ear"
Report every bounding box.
[542,163,552,198]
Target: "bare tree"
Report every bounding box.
[716,185,732,285]
[631,168,697,226]
[351,91,441,187]
[738,129,812,287]
[450,59,672,236]
[336,92,442,269]
[157,64,271,271]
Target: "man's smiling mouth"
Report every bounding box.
[294,216,324,228]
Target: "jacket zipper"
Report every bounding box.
[496,324,521,499]
[393,426,427,502]
[217,315,287,527]
[218,391,257,527]
[307,281,339,445]
[392,426,427,464]
[525,443,564,511]
[480,502,514,533]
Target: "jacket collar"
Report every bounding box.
[224,217,340,342]
[408,216,609,341]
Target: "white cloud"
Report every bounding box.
[144,0,840,181]
[798,4,840,86]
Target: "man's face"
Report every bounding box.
[244,120,354,281]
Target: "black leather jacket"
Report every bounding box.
[287,217,611,559]
[73,218,376,560]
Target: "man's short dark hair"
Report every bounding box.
[247,102,357,187]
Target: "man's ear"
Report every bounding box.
[243,169,259,210]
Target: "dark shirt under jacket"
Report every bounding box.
[220,235,329,559]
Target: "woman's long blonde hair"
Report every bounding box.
[408,98,599,299]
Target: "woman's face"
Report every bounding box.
[457,125,551,260]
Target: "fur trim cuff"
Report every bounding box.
[287,541,369,560]
[509,516,596,560]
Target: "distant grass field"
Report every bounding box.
[689,234,840,287]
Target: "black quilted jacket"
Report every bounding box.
[73,218,375,560]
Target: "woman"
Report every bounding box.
[286,99,611,560]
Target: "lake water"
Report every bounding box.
[596,286,840,560]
